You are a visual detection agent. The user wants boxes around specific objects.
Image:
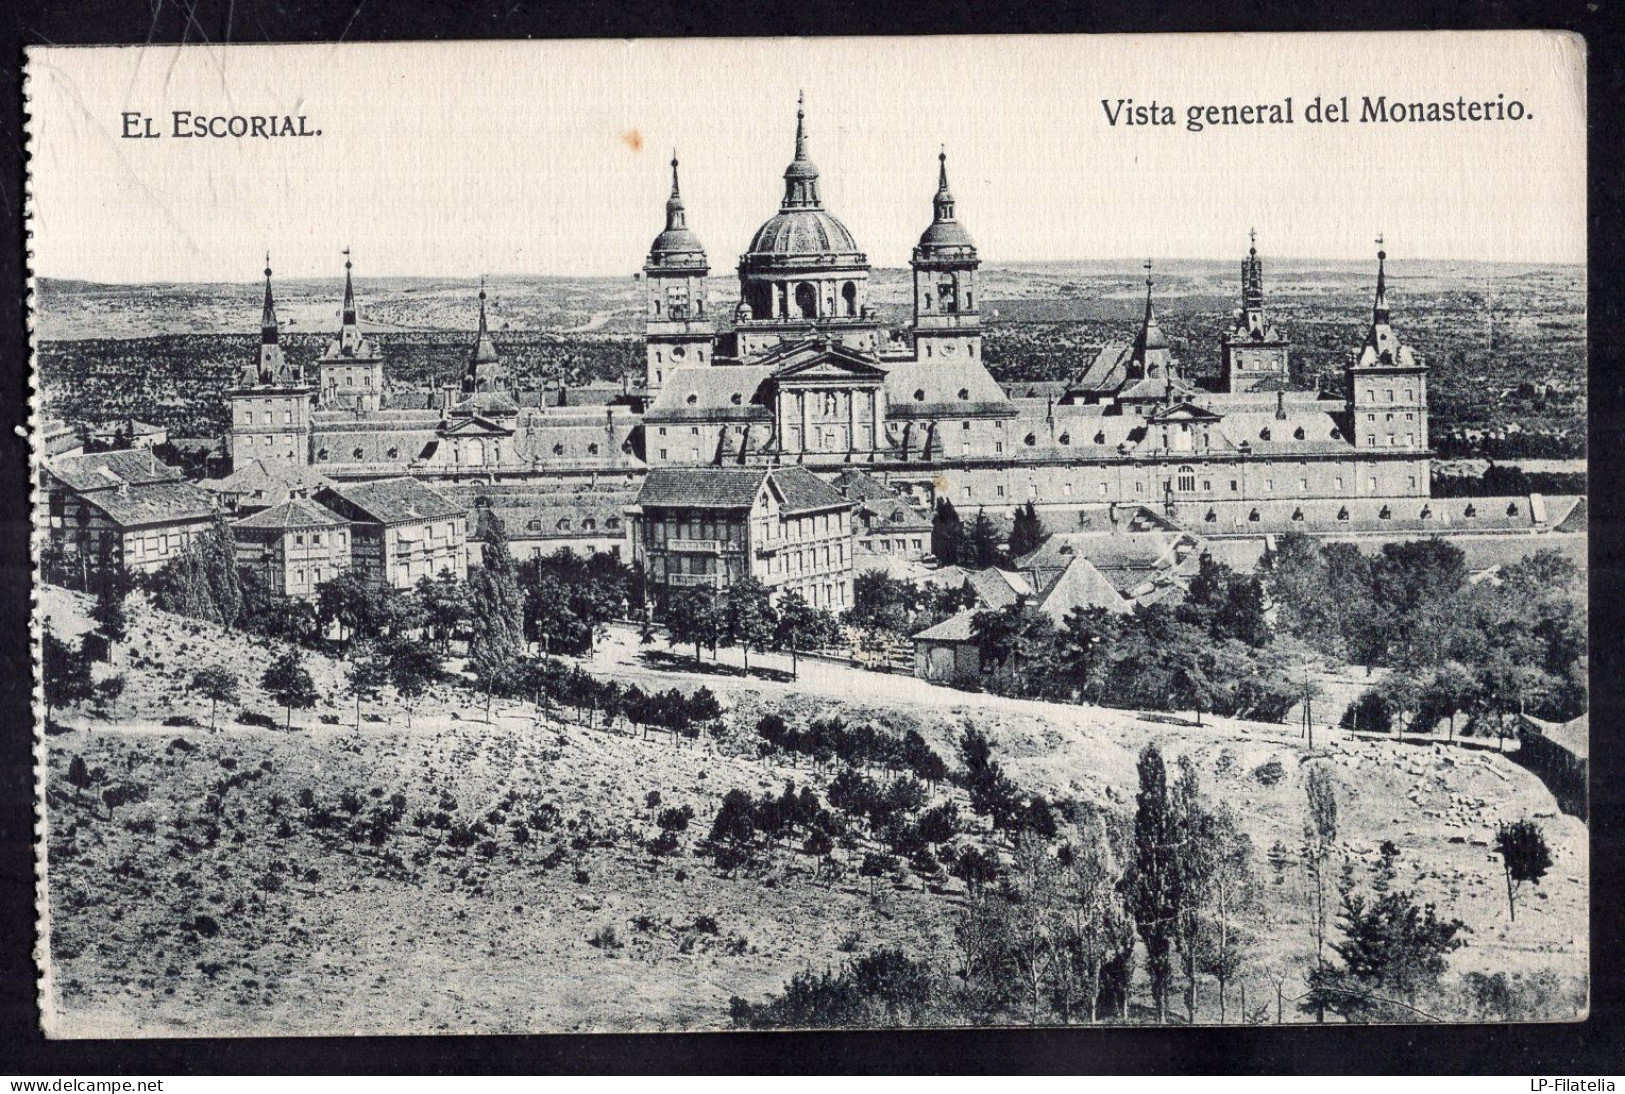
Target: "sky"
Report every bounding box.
[26,32,1587,283]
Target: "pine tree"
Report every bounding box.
[1008,501,1047,560]
[931,498,965,566]
[200,517,243,628]
[967,509,1000,569]
[42,628,93,722]
[468,514,526,670]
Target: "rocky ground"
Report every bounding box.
[37,586,1588,1036]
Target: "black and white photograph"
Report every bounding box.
[24,31,1591,1039]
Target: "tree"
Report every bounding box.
[346,641,392,730]
[1303,762,1340,1020]
[1494,819,1553,923]
[42,628,93,722]
[468,515,527,673]
[1008,501,1047,560]
[415,570,468,651]
[1054,815,1130,1023]
[66,754,91,806]
[966,509,1000,569]
[189,665,239,732]
[1199,803,1258,1023]
[198,517,244,628]
[722,578,777,678]
[261,649,318,730]
[89,555,131,663]
[1304,889,1466,1022]
[664,586,721,665]
[774,593,837,679]
[386,639,440,729]
[931,498,966,566]
[1129,744,1179,1023]
[316,571,387,643]
[1059,606,1122,704]
[469,642,517,723]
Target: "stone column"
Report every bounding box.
[799,390,810,455]
[869,389,880,453]
[848,389,859,452]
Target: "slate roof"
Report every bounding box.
[1035,556,1133,618]
[78,480,217,528]
[320,478,466,525]
[645,366,777,423]
[47,449,181,492]
[636,467,770,510]
[911,608,980,644]
[882,359,1016,419]
[634,464,851,515]
[232,497,349,531]
[202,459,332,506]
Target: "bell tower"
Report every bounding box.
[911,148,981,364]
[643,153,713,392]
[227,256,313,469]
[1221,230,1292,392]
[1344,240,1430,470]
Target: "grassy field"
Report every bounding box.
[38,586,1588,1035]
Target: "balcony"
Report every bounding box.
[663,538,734,554]
[665,572,721,587]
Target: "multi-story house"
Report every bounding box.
[42,449,219,579]
[231,497,353,600]
[314,478,468,589]
[627,464,856,611]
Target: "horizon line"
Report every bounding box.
[32,254,1586,289]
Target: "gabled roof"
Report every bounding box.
[46,449,181,492]
[768,464,852,514]
[1035,556,1133,618]
[633,464,851,515]
[232,497,348,531]
[911,608,980,644]
[319,478,466,525]
[1149,400,1223,423]
[966,567,1034,609]
[78,480,217,529]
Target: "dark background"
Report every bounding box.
[2,0,1621,1074]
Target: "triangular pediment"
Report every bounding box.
[768,342,889,383]
[440,415,513,436]
[1150,400,1222,423]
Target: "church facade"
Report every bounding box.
[221,100,1434,549]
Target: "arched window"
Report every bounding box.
[957,388,969,400]
[1024,434,1036,446]
[352,446,364,459]
[552,443,564,455]
[842,281,857,317]
[1379,505,1392,520]
[1094,431,1106,445]
[583,518,596,531]
[730,392,743,405]
[386,446,399,459]
[1291,507,1305,522]
[686,393,698,405]
[914,389,926,401]
[588,443,600,455]
[1058,432,1070,446]
[1337,506,1350,521]
[795,282,817,319]
[1177,466,1196,492]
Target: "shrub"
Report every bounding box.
[166,737,196,753]
[1253,759,1286,786]
[163,715,200,727]
[693,914,720,935]
[235,711,277,730]
[588,925,621,950]
[189,913,221,938]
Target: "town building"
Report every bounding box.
[42,449,219,577]
[627,464,856,610]
[231,497,353,600]
[226,258,314,469]
[314,478,469,588]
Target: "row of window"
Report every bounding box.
[525,516,618,534]
[867,536,925,554]
[1202,500,1515,525]
[1365,387,1418,402]
[955,470,1422,502]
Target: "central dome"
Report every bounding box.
[746,208,862,260]
[740,96,867,271]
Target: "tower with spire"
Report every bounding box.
[228,256,313,469]
[911,147,982,364]
[1220,230,1292,392]
[642,152,713,392]
[1344,240,1430,465]
[316,249,385,411]
[461,278,510,394]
